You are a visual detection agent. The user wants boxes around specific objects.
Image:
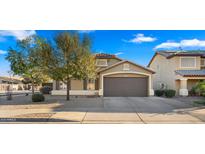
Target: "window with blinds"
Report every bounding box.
[96,59,108,66]
[201,59,205,66]
[180,57,196,68]
[123,63,130,70]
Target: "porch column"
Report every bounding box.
[95,78,99,90]
[179,78,188,96]
[53,80,60,90]
[149,75,154,96]
[83,79,87,90]
[53,80,56,90]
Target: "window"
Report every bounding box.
[96,59,108,66]
[123,63,130,70]
[201,59,205,66]
[180,57,196,68]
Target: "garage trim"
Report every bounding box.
[99,71,153,96]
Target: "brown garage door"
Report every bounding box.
[103,77,148,97]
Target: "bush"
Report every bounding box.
[40,86,52,94]
[193,100,205,106]
[201,92,205,97]
[164,89,176,98]
[192,81,205,96]
[189,86,197,96]
[32,93,45,102]
[155,90,164,97]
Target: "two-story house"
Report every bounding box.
[52,53,155,97]
[148,51,205,96]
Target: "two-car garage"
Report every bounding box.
[103,77,148,97]
[98,61,154,97]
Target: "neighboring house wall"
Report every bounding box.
[177,56,201,70]
[149,54,176,90]
[149,54,202,90]
[0,78,26,91]
[0,83,25,91]
[149,53,205,96]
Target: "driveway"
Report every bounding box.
[52,96,205,123]
[0,96,204,123]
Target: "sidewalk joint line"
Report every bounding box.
[81,110,87,124]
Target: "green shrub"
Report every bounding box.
[32,93,45,102]
[40,86,52,94]
[164,89,176,98]
[189,86,197,96]
[201,92,205,97]
[193,100,205,105]
[155,90,164,97]
[193,81,205,96]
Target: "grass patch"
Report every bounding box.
[193,100,205,106]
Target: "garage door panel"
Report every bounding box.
[104,77,148,97]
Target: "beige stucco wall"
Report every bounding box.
[175,80,180,95]
[98,61,154,96]
[96,58,121,70]
[87,82,95,90]
[105,73,147,78]
[53,58,122,91]
[150,54,201,89]
[149,54,177,90]
[149,54,203,91]
[100,62,152,75]
[99,62,153,89]
[176,56,201,70]
[107,58,121,66]
[70,80,83,90]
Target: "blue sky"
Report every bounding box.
[1,30,205,76]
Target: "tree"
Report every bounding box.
[39,32,96,100]
[6,35,49,95]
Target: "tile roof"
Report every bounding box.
[157,50,205,58]
[98,60,155,74]
[157,51,177,57]
[148,50,205,67]
[175,70,205,77]
[95,53,117,59]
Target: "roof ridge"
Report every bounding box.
[98,60,155,73]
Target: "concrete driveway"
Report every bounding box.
[52,96,205,123]
[0,96,205,123]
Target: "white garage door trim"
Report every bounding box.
[99,71,153,96]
